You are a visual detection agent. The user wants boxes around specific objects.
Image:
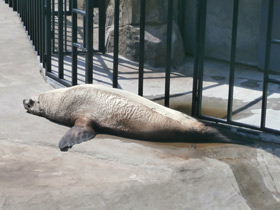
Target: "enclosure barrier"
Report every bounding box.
[4,0,280,136]
[192,0,280,135]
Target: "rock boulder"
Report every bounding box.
[105,0,185,68]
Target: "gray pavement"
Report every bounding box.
[1,1,280,210]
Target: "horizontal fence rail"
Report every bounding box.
[4,0,280,137]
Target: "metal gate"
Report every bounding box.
[4,0,280,136]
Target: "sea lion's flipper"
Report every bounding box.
[59,126,96,152]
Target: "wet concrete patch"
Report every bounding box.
[227,161,280,210]
[211,76,226,81]
[187,143,280,210]
[240,79,261,88]
[267,98,280,111]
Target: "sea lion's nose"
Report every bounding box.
[23,99,30,109]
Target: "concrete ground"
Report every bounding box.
[1,1,280,210]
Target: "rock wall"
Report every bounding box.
[105,0,185,68]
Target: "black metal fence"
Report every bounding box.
[192,0,280,135]
[4,0,280,136]
[15,0,45,66]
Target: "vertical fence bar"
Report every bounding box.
[27,0,30,34]
[25,0,29,27]
[227,0,239,122]
[192,0,202,117]
[23,0,25,25]
[26,0,28,28]
[21,0,24,24]
[261,0,274,129]
[52,0,55,53]
[71,0,77,85]
[83,16,86,47]
[58,0,64,79]
[178,0,185,39]
[33,0,36,46]
[41,0,46,65]
[164,0,173,107]
[28,0,31,37]
[99,0,106,54]
[25,0,27,28]
[34,0,36,46]
[32,0,35,48]
[36,0,39,52]
[39,0,42,61]
[64,0,67,52]
[13,0,17,11]
[22,0,24,22]
[29,0,31,36]
[196,0,207,116]
[138,0,146,96]
[113,0,120,88]
[17,0,20,16]
[17,0,19,17]
[35,0,39,52]
[24,0,27,27]
[31,0,34,44]
[38,0,41,56]
[45,0,52,72]
[34,0,37,51]
[30,0,33,36]
[85,0,93,84]
[192,0,207,117]
[27,0,29,29]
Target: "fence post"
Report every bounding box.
[58,0,64,79]
[71,0,78,85]
[113,0,120,88]
[164,0,173,107]
[99,0,106,54]
[85,0,94,84]
[44,0,52,73]
[192,0,207,117]
[261,0,274,129]
[138,0,146,96]
[227,0,239,122]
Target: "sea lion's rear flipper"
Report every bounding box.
[59,126,96,152]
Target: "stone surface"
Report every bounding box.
[105,0,168,26]
[105,0,185,68]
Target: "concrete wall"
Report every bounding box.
[182,0,263,67]
[259,0,280,72]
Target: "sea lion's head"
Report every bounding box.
[23,95,42,116]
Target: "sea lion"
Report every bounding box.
[23,84,228,151]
